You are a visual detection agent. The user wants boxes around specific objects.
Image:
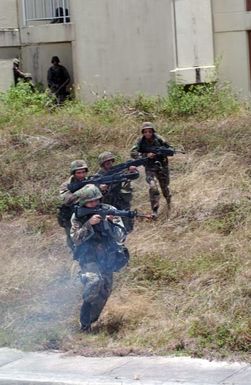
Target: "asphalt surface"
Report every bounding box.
[0,348,250,385]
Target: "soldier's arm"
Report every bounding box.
[130,139,141,159]
[70,214,94,246]
[59,181,78,205]
[62,66,70,84]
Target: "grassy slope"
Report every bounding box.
[0,97,250,361]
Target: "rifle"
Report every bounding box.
[75,206,153,220]
[67,171,139,193]
[143,146,185,157]
[104,158,148,176]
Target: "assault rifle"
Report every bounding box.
[104,158,148,176]
[143,146,185,157]
[67,171,139,193]
[76,206,153,220]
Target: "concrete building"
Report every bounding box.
[0,0,250,100]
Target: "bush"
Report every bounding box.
[160,81,240,118]
[0,82,55,119]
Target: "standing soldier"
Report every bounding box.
[58,160,88,252]
[71,184,129,332]
[95,151,137,233]
[47,56,70,104]
[130,122,172,217]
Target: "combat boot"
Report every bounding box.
[152,206,159,220]
[80,323,92,333]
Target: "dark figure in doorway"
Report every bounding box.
[47,56,70,104]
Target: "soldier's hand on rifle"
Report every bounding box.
[128,165,137,173]
[89,214,102,225]
[147,152,156,159]
[99,184,108,192]
[106,215,114,222]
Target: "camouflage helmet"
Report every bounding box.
[75,184,102,206]
[70,159,88,174]
[13,58,20,65]
[98,151,115,166]
[141,121,155,133]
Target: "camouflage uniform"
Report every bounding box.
[58,160,88,252]
[95,151,135,233]
[130,123,171,214]
[70,184,128,331]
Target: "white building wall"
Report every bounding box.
[71,0,175,99]
[0,0,18,28]
[212,0,251,96]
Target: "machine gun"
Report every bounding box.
[75,206,153,220]
[104,157,148,176]
[67,171,139,193]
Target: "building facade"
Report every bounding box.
[0,0,250,99]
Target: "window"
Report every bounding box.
[247,0,251,11]
[22,0,70,26]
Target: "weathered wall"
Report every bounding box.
[71,0,175,99]
[0,0,18,28]
[0,59,16,91]
[212,0,250,96]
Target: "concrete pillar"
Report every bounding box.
[212,0,251,96]
[171,0,215,84]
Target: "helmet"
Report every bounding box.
[51,56,60,64]
[98,151,115,166]
[141,121,155,133]
[70,160,88,174]
[75,184,102,206]
[13,58,20,65]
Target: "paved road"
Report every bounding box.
[0,348,250,385]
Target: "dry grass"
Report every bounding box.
[0,107,250,360]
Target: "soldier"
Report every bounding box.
[71,184,129,332]
[95,151,137,233]
[47,56,70,104]
[130,122,171,217]
[12,58,34,90]
[58,160,88,252]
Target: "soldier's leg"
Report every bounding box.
[118,191,134,233]
[156,167,171,208]
[80,263,113,330]
[89,272,113,324]
[145,169,160,215]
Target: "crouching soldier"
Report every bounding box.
[96,151,137,233]
[70,184,129,332]
[130,122,171,217]
[58,160,89,252]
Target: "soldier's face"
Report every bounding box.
[74,169,87,181]
[85,199,100,208]
[143,128,154,140]
[102,159,114,171]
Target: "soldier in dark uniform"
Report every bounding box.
[47,56,70,103]
[131,122,172,217]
